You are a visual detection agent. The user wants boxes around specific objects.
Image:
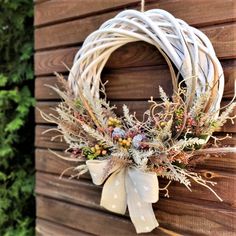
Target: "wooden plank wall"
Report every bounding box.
[34,1,236,235]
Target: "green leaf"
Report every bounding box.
[0,74,7,87]
[0,172,7,181]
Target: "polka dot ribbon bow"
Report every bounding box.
[86,160,159,233]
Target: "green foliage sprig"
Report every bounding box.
[0,0,34,235]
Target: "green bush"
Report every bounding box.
[0,0,35,235]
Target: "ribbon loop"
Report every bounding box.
[86,160,121,185]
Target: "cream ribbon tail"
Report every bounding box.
[86,160,159,234]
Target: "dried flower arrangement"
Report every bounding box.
[39,9,236,234]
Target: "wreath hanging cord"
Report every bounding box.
[40,5,236,234]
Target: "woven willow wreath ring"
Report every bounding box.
[68,9,224,116]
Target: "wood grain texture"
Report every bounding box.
[35,61,235,103]
[36,149,77,176]
[35,0,140,26]
[35,125,68,150]
[36,218,93,236]
[37,193,236,236]
[223,60,236,99]
[36,170,236,212]
[37,195,173,236]
[35,65,173,99]
[204,23,236,59]
[35,14,236,52]
[34,42,167,75]
[35,0,235,49]
[35,10,117,50]
[34,42,236,77]
[37,172,236,235]
[35,47,77,76]
[34,0,236,27]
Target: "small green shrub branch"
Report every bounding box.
[0,0,35,235]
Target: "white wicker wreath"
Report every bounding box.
[68,9,224,114]
[41,9,236,234]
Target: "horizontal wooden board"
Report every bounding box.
[35,0,236,50]
[204,23,236,60]
[35,61,235,102]
[36,193,236,236]
[35,12,236,53]
[36,218,93,236]
[36,149,78,177]
[34,0,236,28]
[34,42,168,75]
[34,10,116,50]
[35,65,174,99]
[36,170,236,213]
[36,101,58,123]
[36,195,173,236]
[155,198,236,236]
[35,0,140,27]
[36,172,102,211]
[35,125,68,150]
[35,41,236,77]
[35,47,77,76]
[223,60,236,98]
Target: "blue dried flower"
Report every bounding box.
[112,127,126,139]
[132,134,146,149]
